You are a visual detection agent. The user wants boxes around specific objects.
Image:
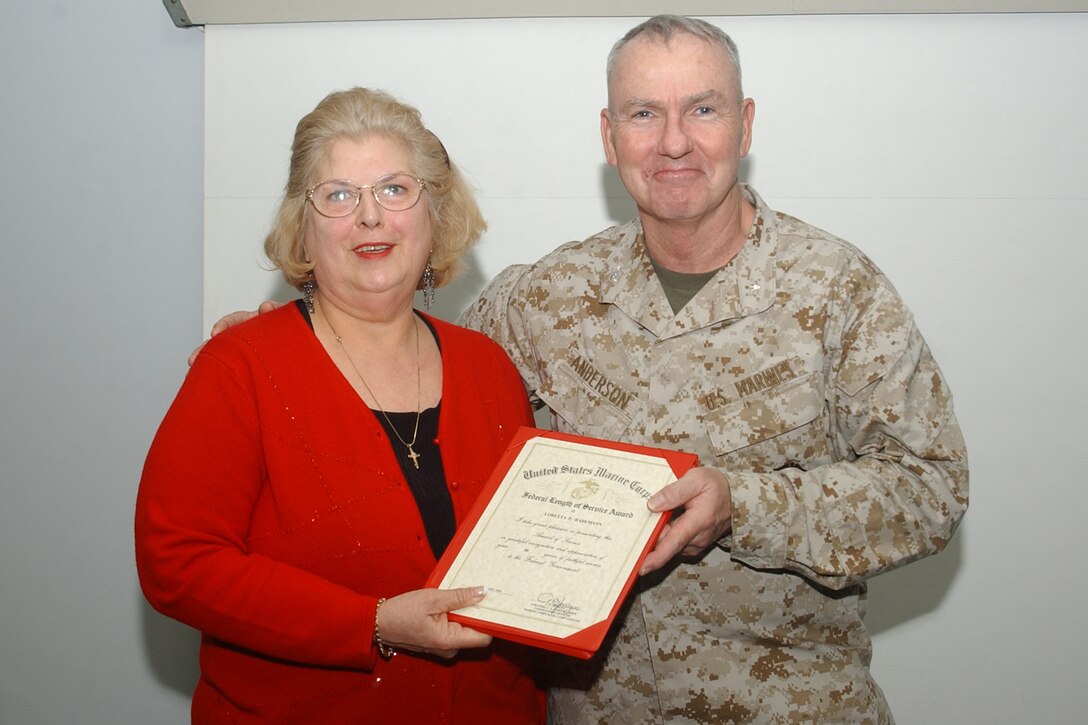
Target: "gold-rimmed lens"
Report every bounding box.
[308,181,360,218]
[306,174,425,217]
[371,174,424,211]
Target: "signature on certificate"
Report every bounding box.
[526,592,582,622]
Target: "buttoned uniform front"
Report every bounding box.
[136,304,544,724]
[459,184,968,724]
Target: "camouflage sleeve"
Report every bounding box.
[726,281,969,591]
[457,264,542,405]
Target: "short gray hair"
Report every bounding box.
[606,15,743,99]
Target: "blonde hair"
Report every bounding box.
[264,87,485,290]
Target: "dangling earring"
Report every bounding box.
[302,276,316,314]
[422,260,436,311]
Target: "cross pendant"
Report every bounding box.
[406,445,420,470]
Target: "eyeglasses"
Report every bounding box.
[305,174,427,217]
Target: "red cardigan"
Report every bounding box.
[135,305,543,724]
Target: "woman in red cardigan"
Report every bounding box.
[136,87,545,724]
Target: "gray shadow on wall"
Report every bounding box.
[425,249,488,322]
[140,597,200,698]
[600,165,637,224]
[865,524,966,635]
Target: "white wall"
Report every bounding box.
[1,5,1086,724]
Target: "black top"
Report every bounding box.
[296,299,455,559]
[378,406,454,558]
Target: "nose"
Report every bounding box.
[354,193,383,228]
[658,113,694,159]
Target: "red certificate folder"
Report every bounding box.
[425,426,698,659]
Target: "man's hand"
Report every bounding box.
[640,466,732,575]
[187,301,284,366]
[376,586,492,659]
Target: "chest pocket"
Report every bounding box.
[705,372,827,466]
[537,360,641,440]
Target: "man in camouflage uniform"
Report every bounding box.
[459,15,968,724]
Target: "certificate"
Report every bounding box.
[425,426,698,658]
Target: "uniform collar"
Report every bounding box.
[600,184,778,339]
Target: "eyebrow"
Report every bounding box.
[618,89,729,114]
[686,90,728,107]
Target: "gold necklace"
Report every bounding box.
[320,303,423,469]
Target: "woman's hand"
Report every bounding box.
[376,586,492,659]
